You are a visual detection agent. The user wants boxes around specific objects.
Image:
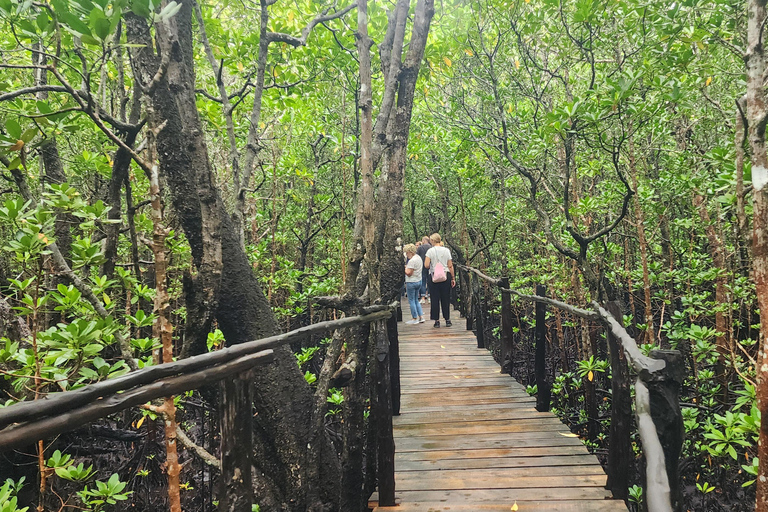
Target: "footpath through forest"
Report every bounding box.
[370,301,628,512]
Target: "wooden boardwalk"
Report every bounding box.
[372,308,627,512]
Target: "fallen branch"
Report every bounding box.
[176,425,220,469]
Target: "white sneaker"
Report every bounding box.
[419,298,425,304]
[405,319,419,325]
[418,318,425,323]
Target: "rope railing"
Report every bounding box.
[0,307,395,452]
[454,263,683,512]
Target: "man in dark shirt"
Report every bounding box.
[416,236,431,302]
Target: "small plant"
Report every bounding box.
[0,478,28,512]
[696,481,716,494]
[525,384,537,396]
[304,371,317,385]
[628,484,642,504]
[76,473,132,511]
[326,387,344,417]
[576,356,608,382]
[55,463,96,482]
[296,346,320,367]
[207,329,225,351]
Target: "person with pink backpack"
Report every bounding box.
[424,233,455,327]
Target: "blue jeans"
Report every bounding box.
[406,282,423,319]
[420,272,428,297]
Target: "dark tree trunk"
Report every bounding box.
[126,4,340,510]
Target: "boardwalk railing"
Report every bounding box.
[0,307,394,450]
[455,263,684,512]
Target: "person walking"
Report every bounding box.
[403,244,425,324]
[424,233,455,327]
[416,235,432,304]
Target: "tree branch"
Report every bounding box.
[266,3,356,47]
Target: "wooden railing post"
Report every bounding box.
[645,350,684,512]
[605,301,631,501]
[388,313,401,416]
[374,319,396,506]
[534,284,551,411]
[500,277,514,374]
[465,271,474,331]
[473,276,485,349]
[219,376,254,512]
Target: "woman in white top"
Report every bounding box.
[424,233,455,327]
[403,244,425,324]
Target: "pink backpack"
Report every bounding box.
[432,249,447,283]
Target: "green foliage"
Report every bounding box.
[0,478,28,512]
[76,473,132,510]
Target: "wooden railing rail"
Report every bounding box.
[0,307,395,452]
[454,263,683,512]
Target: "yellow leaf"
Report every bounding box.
[424,86,428,95]
[136,415,146,429]
[588,370,594,382]
[441,345,445,348]
[514,59,520,70]
[511,503,519,511]
[559,432,579,437]
[237,62,244,72]
[288,11,294,22]
[9,140,24,151]
[454,375,460,379]
[465,48,473,56]
[433,135,438,141]
[103,293,111,306]
[443,56,452,67]
[705,76,712,87]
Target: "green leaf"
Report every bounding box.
[58,11,92,36]
[92,16,111,40]
[130,0,151,18]
[5,119,21,140]
[21,128,37,144]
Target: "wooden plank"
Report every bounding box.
[395,408,553,424]
[401,384,527,395]
[396,445,591,462]
[400,395,530,407]
[395,433,585,452]
[396,454,601,471]
[375,487,615,503]
[395,471,607,492]
[395,419,570,437]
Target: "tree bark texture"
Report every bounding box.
[126,4,340,510]
[745,0,768,508]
